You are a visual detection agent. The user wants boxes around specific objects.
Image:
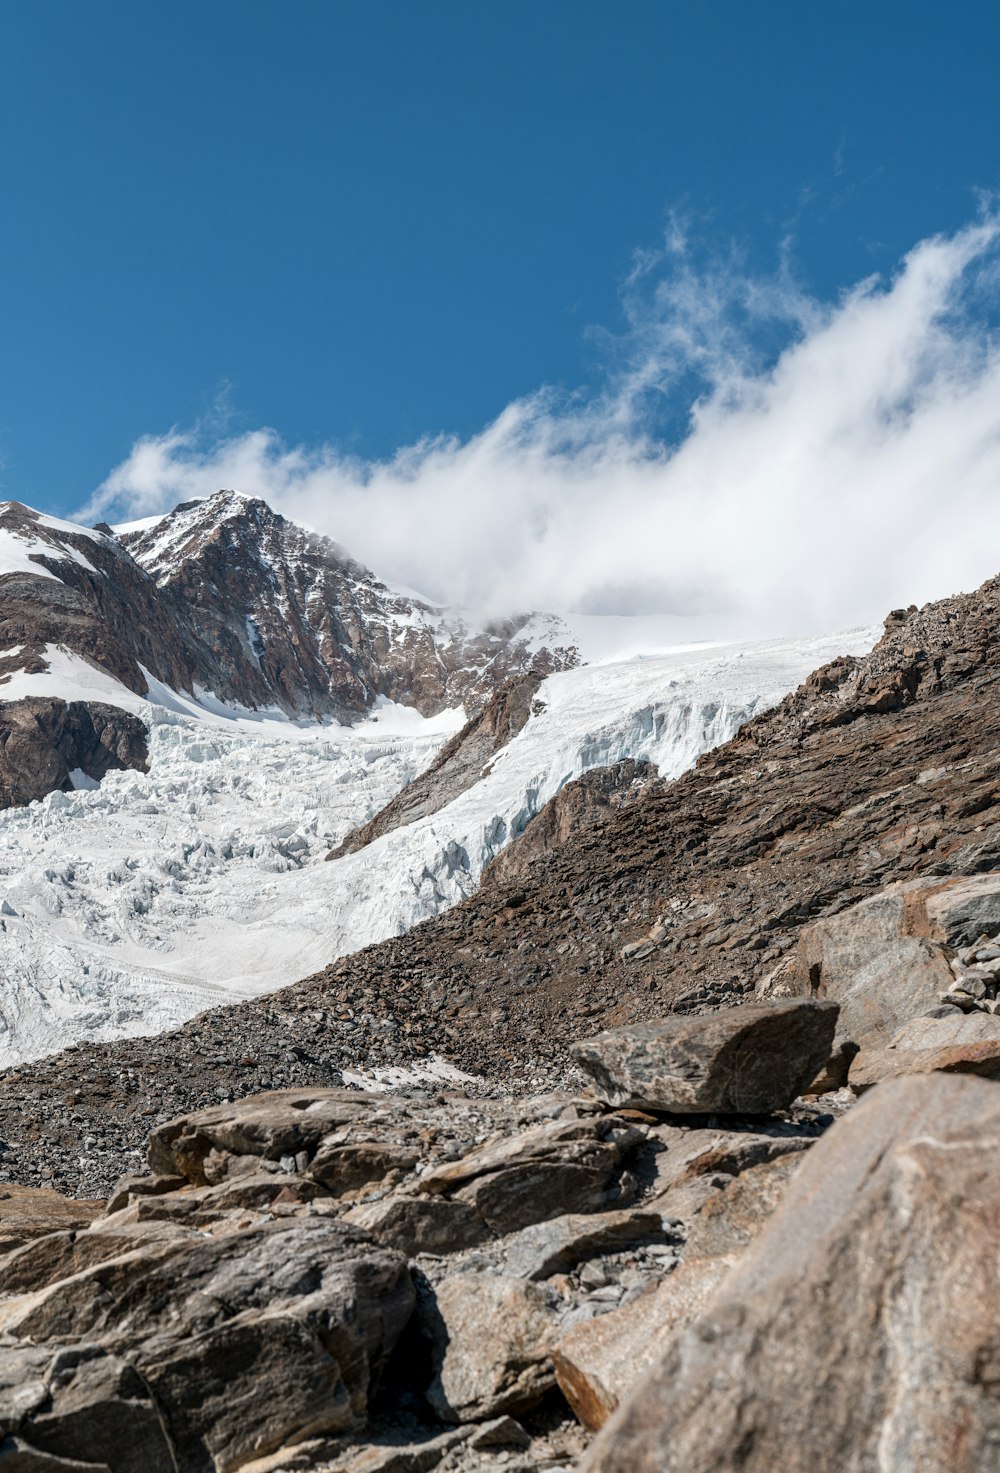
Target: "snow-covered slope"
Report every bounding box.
[0,626,876,1067]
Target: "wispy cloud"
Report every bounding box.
[82,214,1000,639]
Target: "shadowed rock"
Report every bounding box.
[572,1000,838,1114]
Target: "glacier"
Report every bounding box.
[0,628,876,1067]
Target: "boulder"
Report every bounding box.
[0,1217,414,1471]
[584,1074,1000,1472]
[0,1185,102,1255]
[847,1010,1000,1092]
[422,1273,558,1424]
[571,1001,838,1115]
[553,1154,801,1433]
[554,1257,736,1431]
[415,1114,645,1235]
[501,1206,671,1282]
[680,1153,801,1261]
[795,874,1000,1050]
[641,1117,817,1200]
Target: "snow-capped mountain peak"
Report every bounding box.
[0,491,579,806]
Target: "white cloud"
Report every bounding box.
[82,215,1000,639]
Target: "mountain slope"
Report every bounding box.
[0,632,858,1069]
[0,491,578,806]
[0,580,995,1195]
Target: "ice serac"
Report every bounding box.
[0,630,869,1067]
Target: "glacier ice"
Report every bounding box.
[0,628,876,1066]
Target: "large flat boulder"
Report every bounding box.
[571,1001,838,1114]
[848,1012,1000,1092]
[0,1185,102,1255]
[584,1074,1000,1472]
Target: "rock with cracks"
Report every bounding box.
[571,1000,838,1115]
[584,1074,1000,1473]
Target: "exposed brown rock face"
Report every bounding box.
[584,1074,1000,1473]
[0,493,578,806]
[329,671,547,859]
[119,492,578,721]
[0,698,148,807]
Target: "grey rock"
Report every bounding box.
[795,874,1000,1051]
[423,1273,558,1424]
[0,1217,414,1471]
[572,1001,838,1115]
[502,1207,670,1281]
[584,1074,1000,1473]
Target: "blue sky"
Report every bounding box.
[2,0,998,524]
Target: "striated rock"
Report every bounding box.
[0,1185,102,1255]
[847,1009,1000,1091]
[795,873,1000,1050]
[553,1154,802,1432]
[680,1152,802,1261]
[641,1115,819,1200]
[0,1345,173,1472]
[423,1272,558,1423]
[572,1001,838,1114]
[0,1216,414,1470]
[345,1194,490,1258]
[416,1115,645,1234]
[585,1074,1000,1473]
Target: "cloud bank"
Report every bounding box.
[84,216,1000,640]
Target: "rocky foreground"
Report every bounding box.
[3,989,1000,1470]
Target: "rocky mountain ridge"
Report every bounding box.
[0,492,578,806]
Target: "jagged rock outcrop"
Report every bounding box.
[120,494,578,722]
[584,1073,1000,1473]
[484,758,654,889]
[329,672,546,859]
[0,698,148,806]
[18,1026,998,1471]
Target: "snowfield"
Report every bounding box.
[0,628,876,1066]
